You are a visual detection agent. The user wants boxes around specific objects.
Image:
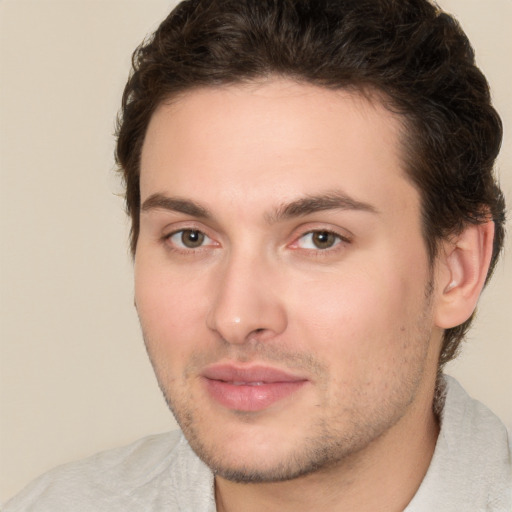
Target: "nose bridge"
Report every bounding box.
[206,244,287,344]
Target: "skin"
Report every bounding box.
[135,80,447,511]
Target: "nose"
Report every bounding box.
[206,251,288,345]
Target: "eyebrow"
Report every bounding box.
[266,191,378,223]
[141,194,211,218]
[140,190,378,222]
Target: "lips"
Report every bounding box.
[201,364,307,412]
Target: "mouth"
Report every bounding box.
[201,364,308,412]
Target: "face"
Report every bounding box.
[135,80,441,482]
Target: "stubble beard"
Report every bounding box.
[143,308,435,485]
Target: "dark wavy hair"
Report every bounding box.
[116,0,505,369]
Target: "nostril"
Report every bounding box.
[250,328,266,338]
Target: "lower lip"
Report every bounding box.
[203,378,306,412]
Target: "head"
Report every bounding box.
[116,0,505,370]
[116,0,505,485]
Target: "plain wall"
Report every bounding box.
[1,0,511,503]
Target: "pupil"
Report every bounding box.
[182,230,204,248]
[313,231,335,249]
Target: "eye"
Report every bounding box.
[296,230,345,250]
[167,229,213,249]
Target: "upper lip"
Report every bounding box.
[201,364,307,384]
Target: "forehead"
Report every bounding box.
[140,80,417,217]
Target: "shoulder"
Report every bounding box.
[407,375,512,511]
[4,430,215,512]
[441,375,511,461]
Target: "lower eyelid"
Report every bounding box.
[161,227,349,253]
[164,229,219,251]
[295,231,349,250]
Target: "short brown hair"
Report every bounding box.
[116,0,505,368]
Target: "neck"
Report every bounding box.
[215,380,440,512]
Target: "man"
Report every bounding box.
[5,0,511,510]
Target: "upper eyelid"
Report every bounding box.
[166,227,209,236]
[291,224,353,242]
[300,229,350,240]
[164,229,219,253]
[165,228,215,242]
[292,231,348,249]
[160,222,352,245]
[285,229,353,257]
[162,221,215,237]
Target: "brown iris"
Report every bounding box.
[311,231,338,249]
[180,230,205,248]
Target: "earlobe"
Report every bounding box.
[434,220,494,329]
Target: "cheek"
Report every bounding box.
[134,256,211,364]
[288,260,429,368]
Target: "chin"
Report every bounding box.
[192,438,339,483]
[180,412,364,484]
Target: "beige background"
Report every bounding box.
[1,0,511,503]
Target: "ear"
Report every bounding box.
[434,221,494,329]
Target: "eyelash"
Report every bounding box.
[291,230,350,252]
[164,229,217,253]
[162,228,351,255]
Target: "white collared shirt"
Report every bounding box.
[4,376,511,511]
